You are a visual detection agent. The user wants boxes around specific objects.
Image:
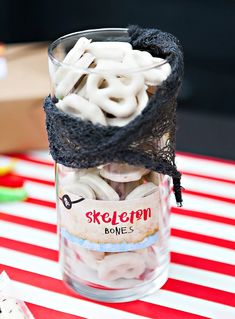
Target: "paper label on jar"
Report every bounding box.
[58,189,160,252]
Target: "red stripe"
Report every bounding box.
[0,237,58,261]
[26,197,56,208]
[1,265,210,319]
[183,189,235,205]
[15,173,55,186]
[177,151,235,165]
[0,212,56,233]
[163,278,235,307]
[182,171,235,185]
[171,207,235,226]
[171,228,235,250]
[27,303,85,319]
[171,252,235,276]
[8,153,54,167]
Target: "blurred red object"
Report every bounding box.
[0,174,24,188]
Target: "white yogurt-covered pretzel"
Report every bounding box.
[143,57,171,86]
[86,59,145,117]
[100,163,149,182]
[146,247,159,270]
[61,167,99,180]
[55,37,91,84]
[87,41,132,61]
[98,252,145,281]
[55,52,95,98]
[126,182,157,200]
[63,182,96,199]
[74,246,105,270]
[80,173,119,201]
[56,93,106,125]
[106,85,148,126]
[132,247,158,270]
[124,50,171,86]
[74,75,88,98]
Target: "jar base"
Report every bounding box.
[63,265,169,303]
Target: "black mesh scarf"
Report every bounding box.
[43,25,184,206]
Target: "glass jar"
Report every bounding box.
[48,28,171,302]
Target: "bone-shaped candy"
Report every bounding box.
[80,173,119,201]
[56,93,107,125]
[98,252,146,281]
[126,182,158,200]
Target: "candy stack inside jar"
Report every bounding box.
[51,36,172,294]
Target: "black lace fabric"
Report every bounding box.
[43,25,184,205]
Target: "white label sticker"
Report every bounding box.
[58,189,160,252]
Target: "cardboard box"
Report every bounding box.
[0,42,50,153]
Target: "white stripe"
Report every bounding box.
[171,193,235,219]
[144,290,235,319]
[0,221,58,250]
[2,221,235,266]
[177,155,235,182]
[27,151,53,163]
[0,248,61,280]
[182,174,235,199]
[171,236,235,265]
[0,155,54,181]
[3,247,235,294]
[170,263,235,293]
[171,214,235,241]
[0,202,56,224]
[12,280,147,319]
[24,181,56,202]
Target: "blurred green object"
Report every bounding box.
[0,186,27,202]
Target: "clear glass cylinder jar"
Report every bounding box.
[48,28,171,302]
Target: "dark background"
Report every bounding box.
[1,0,235,159]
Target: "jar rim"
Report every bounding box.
[48,28,167,75]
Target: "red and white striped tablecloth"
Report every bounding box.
[0,151,235,319]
